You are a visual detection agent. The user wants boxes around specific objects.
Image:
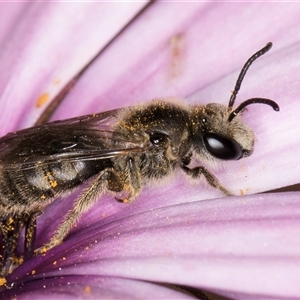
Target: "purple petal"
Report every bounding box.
[2,276,197,300]
[51,2,300,118]
[0,2,146,134]
[5,192,300,298]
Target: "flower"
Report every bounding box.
[1,2,300,299]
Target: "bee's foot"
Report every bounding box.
[34,239,61,255]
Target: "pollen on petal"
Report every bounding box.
[84,286,91,294]
[168,33,186,79]
[36,93,50,108]
[53,78,61,85]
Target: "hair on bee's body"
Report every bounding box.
[0,43,279,281]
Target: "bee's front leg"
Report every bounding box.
[181,165,233,196]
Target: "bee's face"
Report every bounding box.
[191,103,255,161]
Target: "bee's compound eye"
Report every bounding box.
[149,132,169,146]
[203,133,243,160]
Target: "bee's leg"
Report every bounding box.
[0,215,25,277]
[115,157,141,203]
[24,211,42,261]
[34,169,113,254]
[181,165,233,196]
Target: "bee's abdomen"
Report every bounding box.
[0,160,110,215]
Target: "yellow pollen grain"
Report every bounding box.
[54,78,61,85]
[84,286,91,294]
[36,93,50,108]
[53,261,57,265]
[41,194,46,199]
[39,246,48,254]
[31,270,36,275]
[50,180,58,188]
[0,278,7,286]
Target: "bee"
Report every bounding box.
[0,42,279,279]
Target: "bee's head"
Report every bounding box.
[191,100,279,161]
[191,42,279,161]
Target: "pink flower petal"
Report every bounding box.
[51,2,300,118]
[2,276,197,299]
[0,2,146,134]
[6,192,300,298]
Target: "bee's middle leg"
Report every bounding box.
[35,168,117,254]
[35,157,142,254]
[114,157,142,203]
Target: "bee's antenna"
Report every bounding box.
[228,98,279,122]
[228,42,273,110]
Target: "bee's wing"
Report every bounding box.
[0,108,147,170]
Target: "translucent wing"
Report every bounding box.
[0,108,147,170]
